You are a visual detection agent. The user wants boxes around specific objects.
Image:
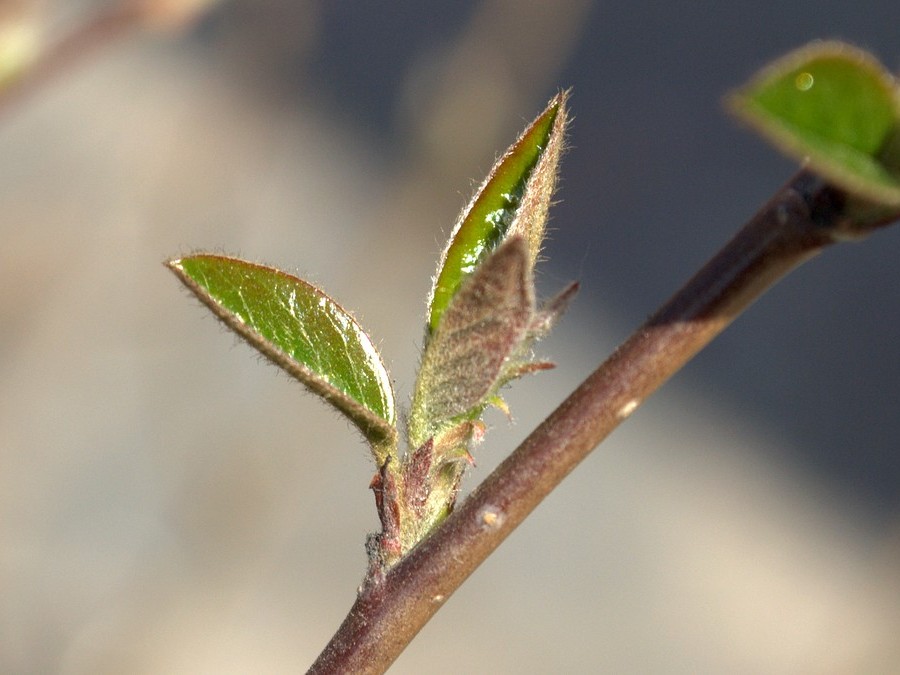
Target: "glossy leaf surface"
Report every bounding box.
[730,41,900,206]
[427,91,568,334]
[169,255,396,450]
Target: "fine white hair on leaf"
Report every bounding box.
[411,236,534,441]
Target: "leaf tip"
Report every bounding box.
[165,257,185,273]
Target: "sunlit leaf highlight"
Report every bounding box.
[168,255,396,453]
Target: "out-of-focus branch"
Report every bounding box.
[0,0,219,119]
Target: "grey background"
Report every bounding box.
[2,1,899,672]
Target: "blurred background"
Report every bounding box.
[2,1,899,672]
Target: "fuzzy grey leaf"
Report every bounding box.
[410,236,534,445]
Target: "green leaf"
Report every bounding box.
[729,41,900,206]
[410,237,534,447]
[427,90,569,335]
[168,255,397,455]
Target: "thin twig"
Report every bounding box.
[308,170,891,673]
[0,3,146,118]
[0,0,218,119]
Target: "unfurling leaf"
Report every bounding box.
[394,94,575,561]
[168,255,397,458]
[729,41,900,207]
[427,90,569,335]
[410,236,534,447]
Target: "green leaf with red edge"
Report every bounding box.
[168,255,397,458]
[427,90,569,335]
[729,41,900,207]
